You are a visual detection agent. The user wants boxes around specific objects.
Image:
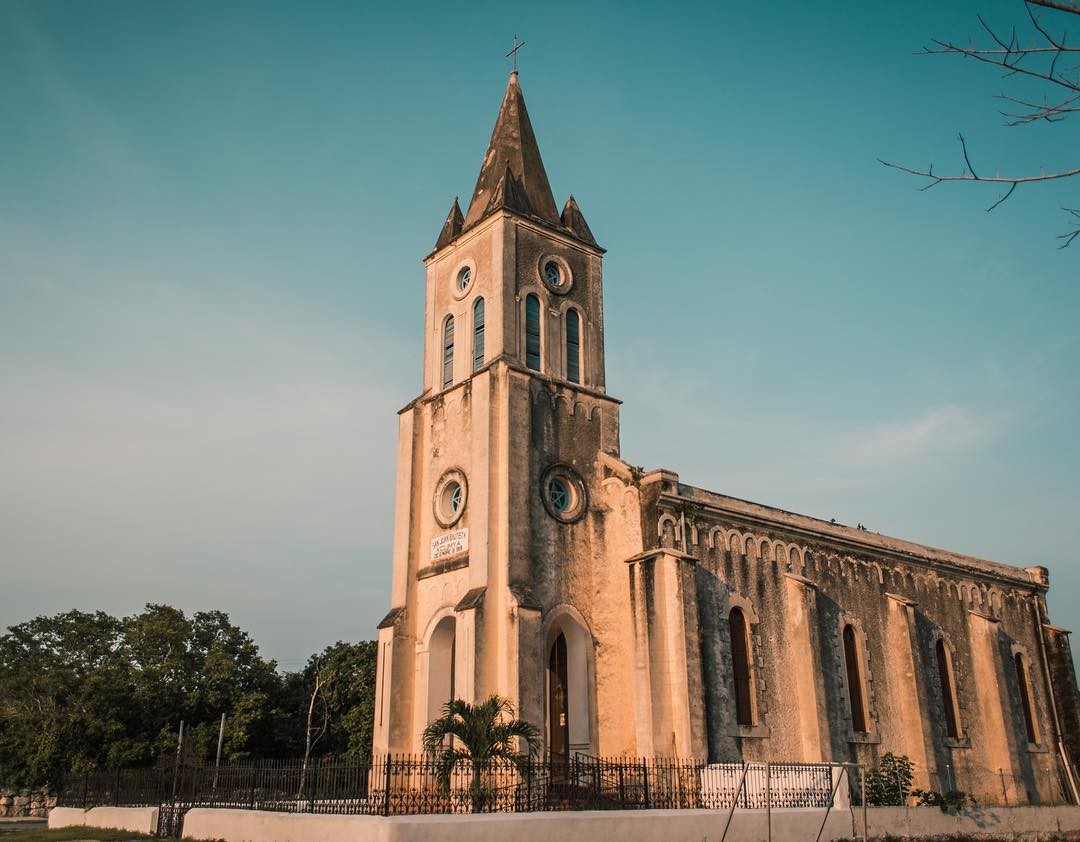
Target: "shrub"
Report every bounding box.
[864,752,914,806]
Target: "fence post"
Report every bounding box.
[618,764,625,809]
[765,762,772,842]
[642,758,650,809]
[382,754,392,817]
[114,768,121,807]
[861,767,868,842]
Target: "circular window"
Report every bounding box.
[434,469,468,528]
[451,259,477,300]
[540,464,587,523]
[538,254,572,294]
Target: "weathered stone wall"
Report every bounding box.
[0,786,56,817]
[637,474,1078,806]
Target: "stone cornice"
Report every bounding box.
[656,489,1043,593]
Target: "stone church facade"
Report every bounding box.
[372,71,1080,806]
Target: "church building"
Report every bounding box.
[372,70,1080,806]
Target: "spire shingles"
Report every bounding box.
[433,197,464,251]
[560,195,598,248]
[462,72,561,230]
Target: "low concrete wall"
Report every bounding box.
[865,804,1080,838]
[181,803,1080,842]
[183,808,386,842]
[47,805,158,835]
[47,807,89,829]
[182,807,852,842]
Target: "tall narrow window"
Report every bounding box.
[935,639,961,739]
[843,624,868,733]
[729,608,755,727]
[566,309,581,384]
[442,315,455,389]
[472,298,485,372]
[1015,653,1039,744]
[525,294,541,371]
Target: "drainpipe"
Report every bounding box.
[1032,594,1080,804]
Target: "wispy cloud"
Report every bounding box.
[843,405,989,467]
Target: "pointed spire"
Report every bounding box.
[485,163,534,218]
[463,71,560,230]
[434,197,464,251]
[560,195,598,248]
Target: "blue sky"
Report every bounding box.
[1,0,1077,671]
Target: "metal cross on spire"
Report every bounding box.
[506,35,525,71]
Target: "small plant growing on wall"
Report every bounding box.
[910,787,977,812]
[864,752,914,806]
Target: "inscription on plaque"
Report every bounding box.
[431,528,468,561]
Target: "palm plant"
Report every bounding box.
[421,694,542,812]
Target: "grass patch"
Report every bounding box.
[0,829,156,841]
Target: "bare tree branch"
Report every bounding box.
[885,3,1078,248]
[1027,0,1080,20]
[879,135,1080,211]
[996,91,1080,124]
[1059,207,1080,247]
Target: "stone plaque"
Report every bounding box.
[430,528,468,561]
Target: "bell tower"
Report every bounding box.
[372,70,631,758]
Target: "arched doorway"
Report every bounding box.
[548,633,569,775]
[545,609,594,776]
[426,615,457,727]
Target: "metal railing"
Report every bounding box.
[56,754,840,836]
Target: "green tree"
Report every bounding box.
[864,752,914,806]
[422,695,541,813]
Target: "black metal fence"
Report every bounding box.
[57,754,839,836]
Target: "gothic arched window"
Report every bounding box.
[842,624,868,734]
[442,315,455,389]
[525,294,541,371]
[472,298,485,372]
[1015,652,1039,744]
[566,309,581,384]
[935,639,961,739]
[729,607,755,727]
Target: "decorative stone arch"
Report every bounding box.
[758,538,771,561]
[725,592,767,731]
[728,531,745,557]
[745,535,760,560]
[707,526,726,551]
[836,612,877,738]
[657,513,678,548]
[788,545,802,571]
[929,629,965,741]
[417,607,462,735]
[518,284,548,374]
[1010,642,1042,746]
[543,605,598,758]
[555,299,588,385]
[869,562,884,585]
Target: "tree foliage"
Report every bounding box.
[0,606,377,787]
[422,694,542,812]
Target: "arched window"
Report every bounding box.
[566,309,581,384]
[843,624,868,733]
[729,607,755,727]
[525,294,541,371]
[442,315,455,388]
[935,639,961,739]
[472,298,485,372]
[1015,652,1039,744]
